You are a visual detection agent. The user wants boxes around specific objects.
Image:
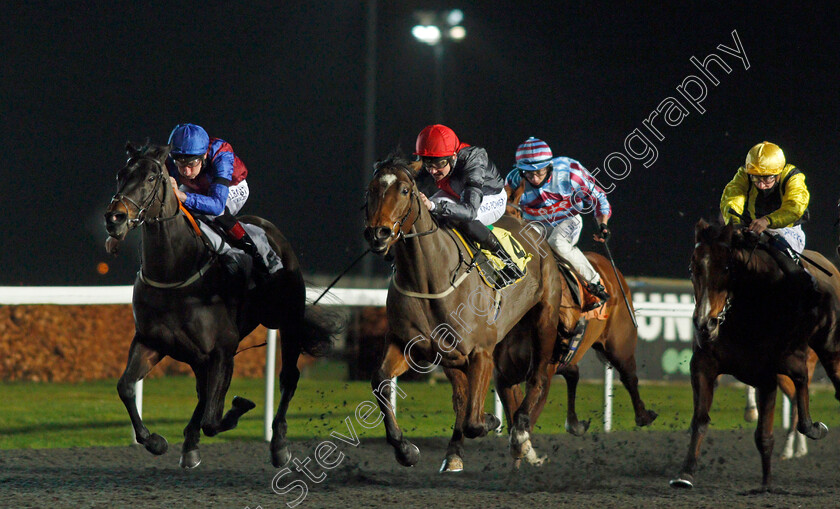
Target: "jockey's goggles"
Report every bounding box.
[749,174,777,184]
[519,165,551,178]
[172,154,202,168]
[421,156,451,170]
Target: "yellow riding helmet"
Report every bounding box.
[745,141,786,176]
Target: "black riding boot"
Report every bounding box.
[762,240,820,310]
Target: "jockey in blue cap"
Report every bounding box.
[164,123,282,278]
[505,137,611,310]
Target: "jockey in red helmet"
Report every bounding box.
[414,124,510,261]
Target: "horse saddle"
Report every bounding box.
[553,255,608,320]
[452,227,532,290]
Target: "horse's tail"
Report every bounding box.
[299,304,343,357]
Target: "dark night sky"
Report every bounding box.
[2,1,839,286]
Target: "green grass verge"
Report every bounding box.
[2,360,839,449]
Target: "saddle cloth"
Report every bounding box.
[452,226,532,290]
[554,255,608,321]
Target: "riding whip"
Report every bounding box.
[597,223,638,329]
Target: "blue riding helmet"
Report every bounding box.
[168,124,210,156]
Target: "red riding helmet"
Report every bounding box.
[415,124,461,157]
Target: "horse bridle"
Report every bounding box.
[109,156,178,227]
[693,240,734,326]
[367,164,439,242]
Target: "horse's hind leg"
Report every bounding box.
[270,339,302,468]
[116,338,166,455]
[440,367,468,473]
[785,352,828,440]
[754,383,777,488]
[558,364,589,436]
[670,352,717,489]
[372,339,417,467]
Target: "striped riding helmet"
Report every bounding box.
[515,137,554,171]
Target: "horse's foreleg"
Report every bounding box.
[200,351,254,437]
[754,383,777,488]
[558,364,589,436]
[372,339,416,467]
[440,367,468,473]
[464,350,497,439]
[116,339,165,455]
[270,340,302,468]
[180,365,208,469]
[670,353,717,489]
[510,325,554,463]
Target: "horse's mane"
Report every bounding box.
[373,148,416,179]
[695,220,776,275]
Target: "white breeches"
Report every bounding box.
[767,224,805,253]
[545,215,601,284]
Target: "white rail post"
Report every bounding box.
[264,329,278,441]
[493,389,504,433]
[132,380,143,444]
[782,394,791,430]
[390,377,398,417]
[604,364,614,432]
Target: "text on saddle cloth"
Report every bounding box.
[452,227,532,290]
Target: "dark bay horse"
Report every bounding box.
[104,142,334,469]
[671,219,840,489]
[494,251,657,464]
[363,154,581,470]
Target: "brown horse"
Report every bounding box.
[104,142,335,469]
[671,219,840,489]
[494,251,657,459]
[503,184,656,439]
[363,153,581,470]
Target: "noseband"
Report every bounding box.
[109,157,176,227]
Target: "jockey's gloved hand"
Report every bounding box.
[598,223,611,242]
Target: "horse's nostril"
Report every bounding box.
[375,227,392,240]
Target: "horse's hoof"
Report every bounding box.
[512,458,522,470]
[636,410,658,427]
[180,449,201,469]
[564,419,590,437]
[439,455,464,473]
[144,433,168,455]
[669,475,694,489]
[271,445,292,468]
[523,442,548,467]
[485,413,502,433]
[744,407,758,423]
[510,435,533,460]
[395,441,420,467]
[232,396,256,413]
[806,422,829,440]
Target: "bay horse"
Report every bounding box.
[504,186,657,438]
[671,219,840,489]
[104,142,335,469]
[494,251,657,461]
[363,153,581,470]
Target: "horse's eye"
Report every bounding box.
[688,265,693,275]
[401,187,409,196]
[148,174,156,182]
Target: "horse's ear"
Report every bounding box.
[373,160,383,173]
[407,160,422,178]
[721,222,735,244]
[145,144,172,163]
[695,218,709,242]
[126,141,141,157]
